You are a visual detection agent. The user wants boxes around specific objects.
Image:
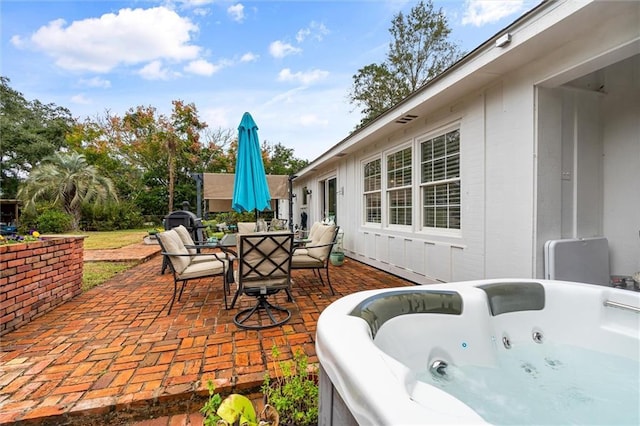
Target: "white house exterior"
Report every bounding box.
[291,0,639,285]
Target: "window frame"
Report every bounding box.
[419,125,461,233]
[386,145,413,228]
[362,156,382,225]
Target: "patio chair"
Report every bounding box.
[156,229,229,314]
[291,224,339,295]
[161,225,228,274]
[173,224,235,284]
[230,232,295,329]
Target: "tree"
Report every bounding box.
[199,127,236,173]
[0,76,74,197]
[348,0,463,127]
[66,115,144,205]
[17,152,118,230]
[264,142,309,175]
[168,100,207,212]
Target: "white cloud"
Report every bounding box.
[70,93,92,104]
[462,0,525,26]
[296,21,330,43]
[139,60,176,80]
[17,7,200,73]
[79,76,111,88]
[278,68,329,85]
[202,107,231,129]
[10,35,25,48]
[240,52,258,62]
[269,40,302,59]
[227,3,245,22]
[180,0,216,7]
[184,59,220,76]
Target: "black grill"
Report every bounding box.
[163,210,206,242]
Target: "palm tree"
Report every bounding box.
[18,151,118,230]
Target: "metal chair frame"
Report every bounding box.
[291,226,339,295]
[157,230,229,314]
[231,232,294,329]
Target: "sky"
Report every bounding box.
[1,0,539,161]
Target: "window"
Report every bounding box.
[421,129,460,229]
[387,147,412,225]
[302,186,308,205]
[363,159,381,223]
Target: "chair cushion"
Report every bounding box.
[291,254,324,268]
[307,225,336,261]
[240,233,291,280]
[158,230,191,274]
[191,253,229,263]
[240,275,290,289]
[293,248,308,256]
[174,225,197,255]
[307,222,321,241]
[237,222,256,234]
[235,233,293,295]
[177,259,226,280]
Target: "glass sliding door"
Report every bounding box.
[322,177,337,224]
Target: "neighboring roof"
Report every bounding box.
[293,0,636,179]
[203,173,289,209]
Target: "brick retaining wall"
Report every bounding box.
[0,236,85,336]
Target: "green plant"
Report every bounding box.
[262,345,318,426]
[0,230,42,245]
[36,209,73,233]
[201,380,278,426]
[201,380,223,425]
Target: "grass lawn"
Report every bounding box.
[81,228,150,291]
[81,228,150,249]
[83,261,137,292]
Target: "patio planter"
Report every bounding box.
[330,252,345,266]
[0,236,85,336]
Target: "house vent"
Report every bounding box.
[395,114,418,124]
[335,153,347,158]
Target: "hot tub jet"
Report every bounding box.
[430,360,448,377]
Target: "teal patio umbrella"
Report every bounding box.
[232,112,271,214]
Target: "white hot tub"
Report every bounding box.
[316,279,640,425]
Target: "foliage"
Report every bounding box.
[0,230,42,245]
[262,345,318,426]
[201,380,224,425]
[264,143,309,175]
[201,380,279,426]
[209,211,258,226]
[0,76,75,198]
[17,152,118,230]
[35,209,73,233]
[1,78,310,219]
[80,201,144,231]
[348,0,463,127]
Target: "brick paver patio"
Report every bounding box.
[0,245,412,425]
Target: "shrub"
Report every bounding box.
[262,345,318,426]
[36,210,73,233]
[81,201,144,231]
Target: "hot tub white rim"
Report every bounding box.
[316,279,640,425]
[316,286,489,425]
